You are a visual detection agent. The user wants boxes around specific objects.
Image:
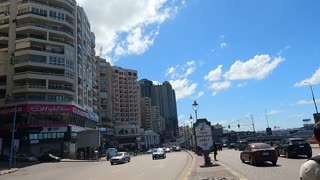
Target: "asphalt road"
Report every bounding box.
[215,147,320,180]
[1,151,191,180]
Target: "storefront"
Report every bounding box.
[0,103,98,158]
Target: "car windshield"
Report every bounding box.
[114,153,123,157]
[291,140,307,145]
[252,144,272,149]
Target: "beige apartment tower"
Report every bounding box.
[0,0,99,159]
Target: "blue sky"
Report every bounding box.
[79,0,320,131]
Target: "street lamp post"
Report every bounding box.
[305,81,319,114]
[8,100,17,170]
[190,115,193,149]
[192,100,199,153]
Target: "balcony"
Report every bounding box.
[13,84,46,93]
[17,23,74,38]
[14,71,74,83]
[16,46,64,55]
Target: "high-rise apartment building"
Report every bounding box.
[139,79,178,142]
[112,66,142,148]
[0,0,99,159]
[152,81,178,139]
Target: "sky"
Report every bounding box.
[77,0,320,131]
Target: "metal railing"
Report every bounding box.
[17,23,74,36]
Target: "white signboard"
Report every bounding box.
[195,122,214,151]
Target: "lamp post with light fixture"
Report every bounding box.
[192,100,199,153]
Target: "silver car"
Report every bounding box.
[110,152,130,165]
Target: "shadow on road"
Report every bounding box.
[200,164,220,168]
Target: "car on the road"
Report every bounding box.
[235,140,248,151]
[110,152,130,165]
[171,146,181,152]
[38,154,61,162]
[240,143,277,166]
[165,147,171,153]
[228,143,236,149]
[275,138,312,158]
[16,154,38,162]
[152,148,166,160]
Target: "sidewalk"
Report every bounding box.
[0,168,18,176]
[186,151,243,180]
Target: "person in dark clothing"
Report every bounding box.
[213,143,218,161]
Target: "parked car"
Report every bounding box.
[235,140,248,151]
[0,154,9,161]
[16,154,38,162]
[110,152,130,165]
[240,143,277,166]
[147,149,155,154]
[152,148,166,160]
[275,138,312,158]
[38,154,61,162]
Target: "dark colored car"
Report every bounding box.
[152,148,166,160]
[235,140,248,151]
[38,154,61,162]
[275,138,312,158]
[240,143,278,166]
[16,154,38,162]
[0,154,9,161]
[110,152,130,165]
[228,143,236,149]
[171,146,181,152]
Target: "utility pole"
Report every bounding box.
[251,114,255,133]
[265,109,270,128]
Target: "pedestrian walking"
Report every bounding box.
[300,121,320,180]
[106,151,110,161]
[213,142,218,161]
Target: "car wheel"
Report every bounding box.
[249,157,256,166]
[307,154,312,159]
[285,151,290,158]
[152,157,155,160]
[272,161,277,166]
[110,162,113,165]
[128,158,130,162]
[241,157,245,163]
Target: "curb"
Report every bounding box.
[0,168,19,176]
[180,150,196,180]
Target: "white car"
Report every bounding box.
[110,152,130,165]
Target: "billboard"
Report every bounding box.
[194,121,214,151]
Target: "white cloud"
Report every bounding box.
[77,0,183,63]
[169,78,198,100]
[196,91,204,98]
[204,65,223,81]
[294,67,320,87]
[296,99,320,105]
[220,42,227,48]
[152,80,161,85]
[237,82,247,87]
[209,81,232,96]
[267,110,282,115]
[178,115,185,121]
[223,55,284,80]
[166,61,196,79]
